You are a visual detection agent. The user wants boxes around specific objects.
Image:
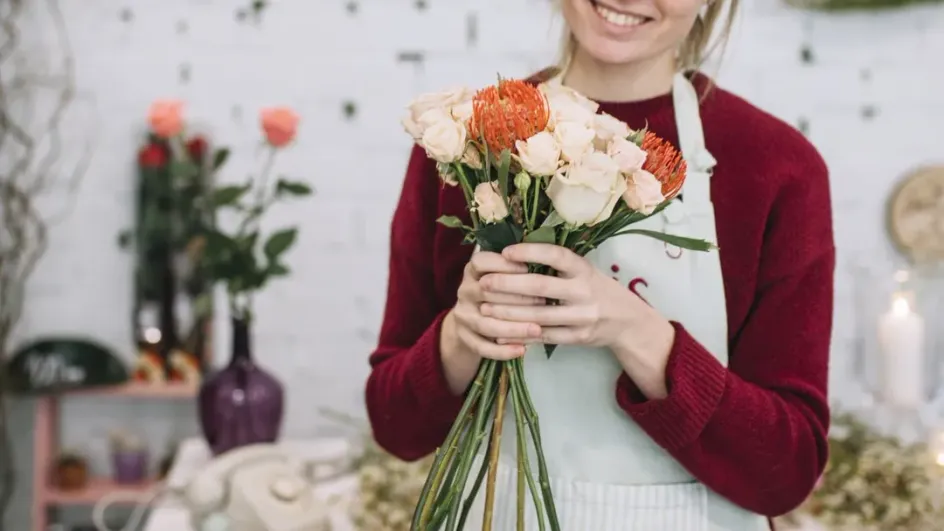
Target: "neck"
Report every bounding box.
[231,317,252,362]
[562,47,677,103]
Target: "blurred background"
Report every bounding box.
[2,0,944,530]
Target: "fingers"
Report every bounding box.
[453,303,541,338]
[455,326,527,361]
[465,251,528,280]
[479,272,579,301]
[535,326,593,345]
[480,291,545,306]
[480,302,596,326]
[502,244,587,278]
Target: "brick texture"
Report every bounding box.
[6,0,944,528]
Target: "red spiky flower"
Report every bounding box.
[641,131,686,199]
[469,78,549,155]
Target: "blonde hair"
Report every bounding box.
[555,1,740,74]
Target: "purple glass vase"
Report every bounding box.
[198,318,284,455]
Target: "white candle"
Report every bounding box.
[877,292,926,407]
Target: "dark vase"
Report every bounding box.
[197,318,284,455]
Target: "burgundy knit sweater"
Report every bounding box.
[365,73,834,519]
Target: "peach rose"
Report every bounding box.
[147,100,184,139]
[607,137,648,174]
[622,169,665,215]
[473,181,509,223]
[260,107,300,148]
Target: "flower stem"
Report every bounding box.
[412,361,489,530]
[482,364,509,530]
[454,164,480,229]
[511,359,560,530]
[509,366,545,531]
[444,360,498,530]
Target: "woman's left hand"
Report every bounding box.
[478,243,670,354]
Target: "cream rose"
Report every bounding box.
[473,181,509,223]
[421,117,467,164]
[540,83,599,129]
[623,169,665,215]
[553,122,596,163]
[607,137,648,174]
[402,87,473,140]
[460,144,483,169]
[547,151,626,227]
[593,113,631,148]
[515,131,561,176]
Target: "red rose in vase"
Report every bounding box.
[138,143,167,168]
[187,136,208,162]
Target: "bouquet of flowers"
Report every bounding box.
[400,76,715,531]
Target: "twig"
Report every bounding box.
[481,364,508,530]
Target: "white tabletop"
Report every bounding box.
[144,437,359,531]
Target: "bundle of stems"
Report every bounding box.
[410,358,560,531]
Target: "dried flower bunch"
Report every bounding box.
[349,439,434,531]
[401,76,714,530]
[793,413,944,530]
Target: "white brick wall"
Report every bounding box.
[7,0,944,528]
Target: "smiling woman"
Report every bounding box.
[366,1,833,530]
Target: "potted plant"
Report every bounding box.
[145,100,312,455]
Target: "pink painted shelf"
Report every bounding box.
[65,381,198,398]
[46,477,158,505]
[32,381,198,530]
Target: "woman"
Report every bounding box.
[366,0,834,529]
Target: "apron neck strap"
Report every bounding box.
[671,72,716,174]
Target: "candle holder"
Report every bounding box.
[109,430,149,485]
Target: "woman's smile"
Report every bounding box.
[588,0,654,34]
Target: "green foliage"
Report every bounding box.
[200,172,312,319]
[785,0,944,10]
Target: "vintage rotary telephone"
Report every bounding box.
[92,443,352,531]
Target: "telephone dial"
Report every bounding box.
[93,443,352,531]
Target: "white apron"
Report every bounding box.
[462,73,771,530]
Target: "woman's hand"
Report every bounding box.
[439,251,544,394]
[477,243,676,398]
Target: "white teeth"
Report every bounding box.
[594,3,646,27]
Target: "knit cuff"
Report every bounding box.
[615,322,727,451]
[405,309,468,424]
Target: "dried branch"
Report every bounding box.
[0,0,90,521]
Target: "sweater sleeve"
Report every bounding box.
[615,153,834,517]
[364,145,466,462]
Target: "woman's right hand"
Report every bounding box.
[440,251,544,394]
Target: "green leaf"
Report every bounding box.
[170,160,200,179]
[523,225,556,244]
[541,210,567,228]
[267,263,290,276]
[263,228,298,259]
[436,215,465,229]
[474,220,524,253]
[496,149,512,199]
[213,184,252,206]
[618,229,717,252]
[213,148,230,171]
[276,178,314,197]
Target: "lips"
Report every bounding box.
[590,0,652,28]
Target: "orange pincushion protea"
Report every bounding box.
[641,131,687,199]
[469,79,549,155]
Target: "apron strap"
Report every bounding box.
[670,72,716,213]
